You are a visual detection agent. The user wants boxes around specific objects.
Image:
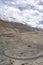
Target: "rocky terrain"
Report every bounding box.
[0,20,43,65]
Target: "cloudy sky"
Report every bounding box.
[0,0,43,28]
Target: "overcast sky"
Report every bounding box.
[0,0,43,28]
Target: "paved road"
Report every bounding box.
[1,48,43,60]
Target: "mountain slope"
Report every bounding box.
[0,20,43,48]
[0,20,41,33]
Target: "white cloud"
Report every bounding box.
[0,0,43,28]
[38,24,43,29]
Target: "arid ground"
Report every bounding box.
[0,20,43,65]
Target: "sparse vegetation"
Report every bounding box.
[27,45,32,47]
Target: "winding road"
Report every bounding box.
[1,48,43,60]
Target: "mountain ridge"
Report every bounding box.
[0,19,42,33]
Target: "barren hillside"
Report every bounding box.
[0,20,43,49]
[0,20,43,65]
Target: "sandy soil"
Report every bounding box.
[0,20,43,65]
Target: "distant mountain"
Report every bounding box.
[0,19,42,33]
